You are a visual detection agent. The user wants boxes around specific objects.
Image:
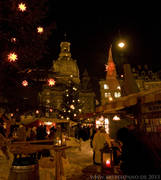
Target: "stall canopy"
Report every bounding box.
[96,87,161,113]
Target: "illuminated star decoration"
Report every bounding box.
[22,80,28,87]
[105,63,115,75]
[37,26,44,34]
[18,3,27,12]
[48,78,56,86]
[8,52,18,62]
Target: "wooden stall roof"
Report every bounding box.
[96,87,161,113]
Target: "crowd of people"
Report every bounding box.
[1,113,161,175]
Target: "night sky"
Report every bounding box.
[47,1,161,81]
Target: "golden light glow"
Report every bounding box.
[74,114,77,117]
[70,104,75,109]
[48,78,56,86]
[37,26,44,34]
[22,80,28,87]
[113,115,120,121]
[36,110,39,114]
[49,108,53,112]
[109,97,113,101]
[44,121,52,125]
[8,52,18,62]
[118,42,125,48]
[18,3,27,12]
[11,38,16,42]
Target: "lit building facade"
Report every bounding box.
[99,46,121,105]
[39,41,95,118]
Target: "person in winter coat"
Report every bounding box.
[92,127,111,165]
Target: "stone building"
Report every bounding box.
[132,65,161,91]
[99,46,122,105]
[39,41,95,118]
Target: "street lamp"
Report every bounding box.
[118,42,125,48]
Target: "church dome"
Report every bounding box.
[53,41,80,84]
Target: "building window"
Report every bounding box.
[114,92,121,98]
[117,86,121,90]
[104,84,109,89]
[105,92,111,98]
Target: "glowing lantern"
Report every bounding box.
[48,78,56,86]
[8,52,18,62]
[22,80,28,87]
[74,114,77,117]
[109,97,113,101]
[37,26,44,34]
[18,3,27,12]
[101,147,113,171]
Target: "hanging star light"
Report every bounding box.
[18,3,27,12]
[8,52,18,62]
[48,78,56,86]
[37,26,44,34]
[22,80,28,87]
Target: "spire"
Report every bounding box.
[106,45,117,79]
[105,45,121,97]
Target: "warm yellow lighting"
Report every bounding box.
[10,113,14,117]
[121,74,124,78]
[70,104,75,109]
[79,109,82,112]
[73,87,77,91]
[36,110,39,114]
[44,121,52,125]
[74,114,77,117]
[18,3,27,12]
[49,108,53,112]
[109,97,113,101]
[113,115,120,121]
[118,42,125,48]
[11,38,16,42]
[8,52,18,62]
[37,26,44,34]
[22,80,28,87]
[48,78,56,86]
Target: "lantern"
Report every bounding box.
[101,147,113,172]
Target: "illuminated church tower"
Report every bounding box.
[99,46,121,105]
